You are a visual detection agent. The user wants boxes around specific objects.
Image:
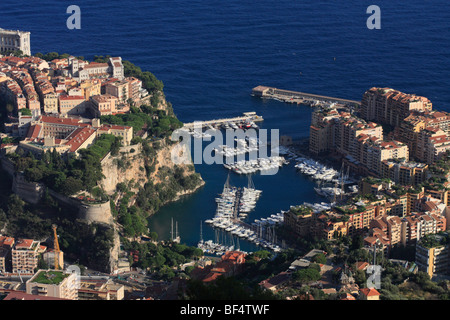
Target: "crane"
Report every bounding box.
[52,224,61,270]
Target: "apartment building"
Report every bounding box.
[26,269,78,300]
[309,108,340,155]
[401,216,419,246]
[59,95,88,115]
[370,140,409,175]
[309,107,410,176]
[126,77,143,101]
[78,279,124,300]
[12,239,46,274]
[283,205,314,237]
[360,87,432,127]
[1,79,26,111]
[89,94,118,117]
[394,115,425,160]
[79,79,101,100]
[104,79,129,103]
[381,159,428,186]
[333,111,383,158]
[344,205,377,236]
[0,236,14,273]
[415,233,450,278]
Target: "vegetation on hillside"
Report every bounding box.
[6,134,121,197]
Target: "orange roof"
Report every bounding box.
[84,62,108,69]
[65,127,96,152]
[15,239,35,249]
[26,124,42,139]
[59,95,85,101]
[0,236,15,247]
[360,288,380,297]
[340,293,356,300]
[355,261,369,270]
[39,115,88,127]
[3,291,69,300]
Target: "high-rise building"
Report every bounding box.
[360,87,432,127]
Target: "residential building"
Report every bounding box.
[415,233,450,278]
[283,205,314,237]
[105,80,129,103]
[12,239,46,274]
[126,77,143,102]
[360,87,432,127]
[89,94,118,117]
[79,79,101,101]
[58,95,88,115]
[0,236,14,273]
[26,269,78,300]
[359,287,380,300]
[78,279,124,300]
[199,251,247,283]
[43,92,58,114]
[381,159,428,186]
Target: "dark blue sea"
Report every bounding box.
[2,1,450,251]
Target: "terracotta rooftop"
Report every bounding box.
[359,287,380,297]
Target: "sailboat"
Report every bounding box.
[170,218,180,243]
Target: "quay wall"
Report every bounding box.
[252,86,361,106]
[183,113,264,129]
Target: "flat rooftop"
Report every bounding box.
[31,270,69,285]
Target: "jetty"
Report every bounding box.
[252,86,361,108]
[182,112,263,130]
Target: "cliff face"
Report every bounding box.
[100,144,147,195]
[99,139,201,196]
[97,136,203,273]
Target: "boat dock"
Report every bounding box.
[252,86,361,107]
[182,112,264,130]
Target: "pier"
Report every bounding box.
[252,86,361,108]
[182,112,263,130]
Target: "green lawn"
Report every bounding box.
[32,270,69,285]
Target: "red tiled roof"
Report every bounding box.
[26,124,42,139]
[59,95,85,101]
[14,239,35,249]
[3,291,69,300]
[0,236,14,247]
[360,288,380,297]
[65,127,96,152]
[83,62,108,69]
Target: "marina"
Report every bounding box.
[223,156,288,175]
[182,112,263,131]
[213,137,261,157]
[201,175,282,254]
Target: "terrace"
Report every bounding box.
[31,270,69,285]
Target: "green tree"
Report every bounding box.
[312,253,327,264]
[293,266,321,284]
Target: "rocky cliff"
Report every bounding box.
[99,138,203,273]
